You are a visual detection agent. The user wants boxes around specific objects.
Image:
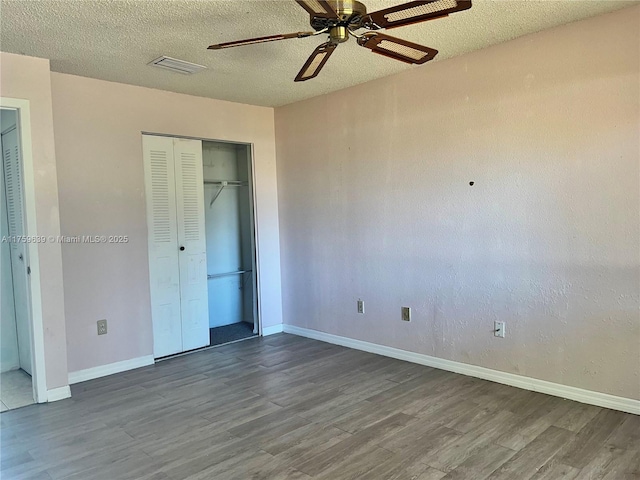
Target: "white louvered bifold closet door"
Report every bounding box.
[2,126,32,374]
[143,135,183,358]
[173,138,209,352]
[143,135,209,358]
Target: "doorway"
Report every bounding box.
[0,108,34,410]
[144,134,260,359]
[203,141,258,346]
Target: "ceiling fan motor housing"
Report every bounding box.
[310,0,368,31]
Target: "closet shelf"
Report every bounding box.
[207,270,252,279]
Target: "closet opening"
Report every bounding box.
[143,133,261,359]
[203,141,258,347]
[1,108,35,410]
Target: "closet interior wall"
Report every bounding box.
[203,142,257,332]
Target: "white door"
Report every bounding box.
[2,127,32,375]
[143,135,182,358]
[173,138,209,351]
[143,135,209,357]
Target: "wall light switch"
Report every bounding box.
[401,307,411,322]
[357,300,365,314]
[494,321,505,338]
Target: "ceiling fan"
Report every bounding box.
[208,0,472,82]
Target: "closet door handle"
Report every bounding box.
[179,246,185,251]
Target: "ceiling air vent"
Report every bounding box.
[148,56,206,75]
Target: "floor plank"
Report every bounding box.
[0,333,637,480]
[486,426,575,480]
[560,408,627,469]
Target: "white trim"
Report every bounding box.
[141,131,251,146]
[47,385,71,402]
[262,324,283,336]
[283,325,640,415]
[247,144,261,337]
[68,355,155,384]
[0,98,47,404]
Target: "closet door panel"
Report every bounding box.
[2,127,32,374]
[142,135,182,358]
[173,138,209,351]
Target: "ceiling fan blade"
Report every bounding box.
[294,42,337,82]
[357,33,438,64]
[364,0,472,29]
[295,0,337,18]
[208,31,315,50]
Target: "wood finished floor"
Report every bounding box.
[1,334,638,480]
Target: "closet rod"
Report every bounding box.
[207,180,249,207]
[207,270,252,279]
[204,180,248,186]
[209,184,225,207]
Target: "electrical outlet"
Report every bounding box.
[494,321,505,338]
[97,319,108,335]
[401,307,411,322]
[357,299,365,314]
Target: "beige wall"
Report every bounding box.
[50,74,282,374]
[275,6,640,399]
[0,52,69,389]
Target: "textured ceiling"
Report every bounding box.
[1,0,637,107]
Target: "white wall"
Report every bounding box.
[50,73,283,374]
[0,111,19,372]
[275,6,640,400]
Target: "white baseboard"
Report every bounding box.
[68,355,155,385]
[283,325,640,415]
[47,385,71,402]
[1,364,20,374]
[262,324,284,336]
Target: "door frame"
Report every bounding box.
[245,145,262,336]
[1,98,47,403]
[141,132,263,345]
